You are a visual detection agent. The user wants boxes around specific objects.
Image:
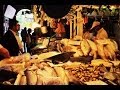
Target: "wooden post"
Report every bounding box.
[70,20,73,39]
[77,11,83,37]
[73,15,77,38]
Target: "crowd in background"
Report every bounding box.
[82,5,119,17]
[19,18,70,54]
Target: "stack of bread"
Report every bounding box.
[0,52,120,85]
[61,38,119,61]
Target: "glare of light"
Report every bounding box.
[92,6,99,9]
[110,6,116,10]
[25,13,34,18]
[44,18,47,21]
[32,22,41,30]
[102,5,106,9]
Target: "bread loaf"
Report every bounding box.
[25,70,37,85]
[19,75,27,85]
[14,74,22,85]
[54,66,69,85]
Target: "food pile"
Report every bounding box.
[0,37,120,85]
[63,61,120,85]
[60,38,119,61]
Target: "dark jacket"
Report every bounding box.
[1,30,19,56]
[21,29,28,42]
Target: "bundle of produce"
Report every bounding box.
[60,38,119,61]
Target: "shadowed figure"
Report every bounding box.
[26,28,32,53]
[21,27,28,53]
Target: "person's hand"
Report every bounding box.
[0,47,10,58]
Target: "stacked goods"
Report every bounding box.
[0,53,69,85]
[86,39,97,59]
[63,62,106,83]
[0,54,120,85]
[95,39,118,61]
[54,66,69,85]
[9,62,70,85]
[0,38,120,85]
[60,38,119,61]
[63,61,120,85]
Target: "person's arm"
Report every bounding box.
[0,44,10,58]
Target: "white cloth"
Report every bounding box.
[10,30,23,50]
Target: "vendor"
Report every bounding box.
[1,18,23,56]
[83,21,108,40]
[0,44,10,60]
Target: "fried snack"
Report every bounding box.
[111,40,118,52]
[44,66,57,77]
[42,77,64,85]
[108,39,117,52]
[87,39,97,59]
[105,39,118,52]
[25,70,37,85]
[68,40,81,45]
[72,49,83,57]
[95,39,109,45]
[97,44,107,60]
[36,75,43,85]
[103,46,113,59]
[104,72,116,81]
[19,75,27,85]
[27,64,39,71]
[36,69,51,77]
[81,39,90,56]
[54,66,69,85]
[86,39,97,51]
[60,39,69,46]
[14,74,22,85]
[105,44,116,60]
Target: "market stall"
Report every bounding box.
[1,5,120,85]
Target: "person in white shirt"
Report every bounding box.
[1,18,23,56]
